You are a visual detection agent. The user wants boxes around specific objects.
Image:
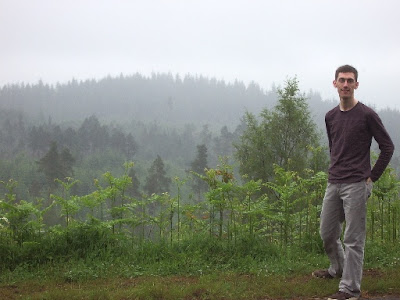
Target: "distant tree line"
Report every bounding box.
[1,72,398,161]
[0,73,275,127]
[0,112,137,160]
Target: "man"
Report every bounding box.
[312,65,394,300]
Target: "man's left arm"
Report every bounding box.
[369,111,395,182]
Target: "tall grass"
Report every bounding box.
[0,161,399,281]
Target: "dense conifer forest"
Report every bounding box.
[0,73,399,202]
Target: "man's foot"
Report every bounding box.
[312,269,334,279]
[327,291,358,300]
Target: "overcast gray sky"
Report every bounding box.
[1,0,399,110]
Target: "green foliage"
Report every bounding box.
[51,178,80,227]
[234,111,272,181]
[144,155,171,195]
[368,163,400,242]
[37,141,75,191]
[1,160,398,274]
[268,79,314,171]
[189,144,209,202]
[0,161,399,300]
[235,77,327,182]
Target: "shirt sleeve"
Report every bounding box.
[368,110,395,182]
[325,114,332,153]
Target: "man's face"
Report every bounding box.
[333,72,359,100]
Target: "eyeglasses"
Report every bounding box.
[337,78,356,84]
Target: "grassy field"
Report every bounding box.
[1,239,399,300]
[1,268,399,299]
[2,160,400,299]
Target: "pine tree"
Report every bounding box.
[60,148,75,178]
[267,77,321,172]
[37,141,75,190]
[234,77,327,182]
[127,168,141,198]
[190,144,209,201]
[144,155,171,195]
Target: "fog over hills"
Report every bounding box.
[1,73,272,128]
[0,73,398,165]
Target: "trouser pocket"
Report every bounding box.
[366,181,373,198]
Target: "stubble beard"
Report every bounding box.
[340,89,352,101]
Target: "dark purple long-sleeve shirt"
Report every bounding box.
[325,102,394,183]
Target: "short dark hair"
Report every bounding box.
[335,65,358,81]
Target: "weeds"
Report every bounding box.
[0,163,399,299]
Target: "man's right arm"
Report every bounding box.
[325,115,332,153]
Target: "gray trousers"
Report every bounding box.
[320,181,372,297]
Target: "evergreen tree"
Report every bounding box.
[28,125,52,157]
[37,141,75,190]
[212,125,235,165]
[127,168,141,198]
[268,77,322,172]
[144,155,171,195]
[190,144,209,201]
[234,112,273,181]
[199,125,212,146]
[125,133,138,159]
[110,128,126,152]
[235,77,327,182]
[77,115,109,154]
[60,148,75,177]
[37,142,63,190]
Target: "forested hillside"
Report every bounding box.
[0,73,399,203]
[0,73,274,128]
